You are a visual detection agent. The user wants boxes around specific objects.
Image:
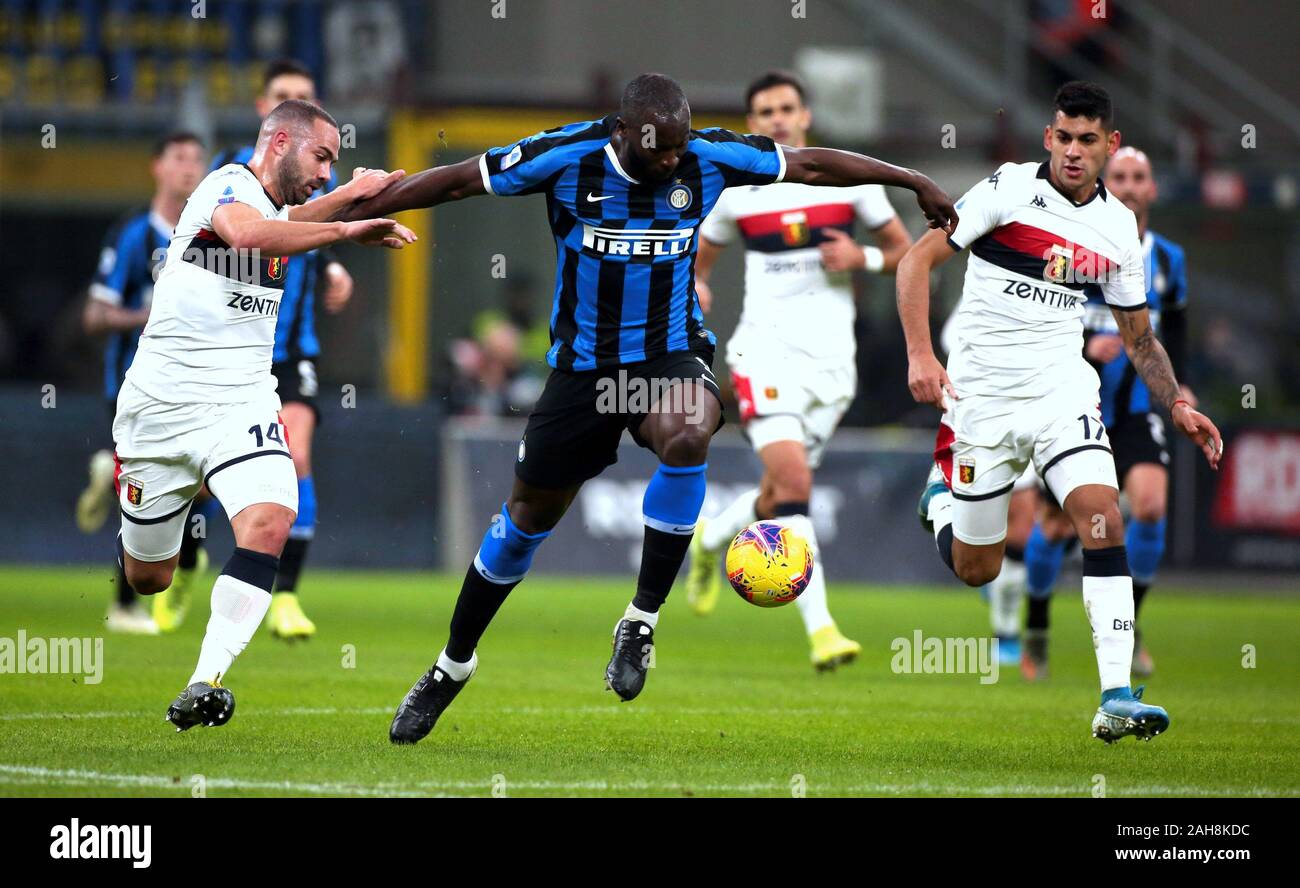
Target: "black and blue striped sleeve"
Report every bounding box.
[693,128,786,188]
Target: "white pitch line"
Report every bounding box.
[0,765,1291,797]
[0,765,460,798]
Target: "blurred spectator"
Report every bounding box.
[1029,0,1129,92]
[446,316,544,418]
[324,1,408,103]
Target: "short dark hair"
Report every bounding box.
[263,57,314,93]
[619,73,689,123]
[745,70,807,112]
[262,98,338,136]
[1053,81,1113,129]
[151,130,204,158]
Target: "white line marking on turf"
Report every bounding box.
[0,765,1291,797]
[0,765,463,798]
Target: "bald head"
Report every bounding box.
[257,99,337,145]
[253,99,341,206]
[1107,145,1156,222]
[613,73,691,183]
[620,73,689,124]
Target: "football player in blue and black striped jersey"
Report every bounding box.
[78,131,207,634]
[342,73,957,744]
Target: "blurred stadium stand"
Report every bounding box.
[0,0,1296,575]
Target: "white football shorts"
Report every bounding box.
[113,380,298,561]
[727,349,855,470]
[934,384,1117,546]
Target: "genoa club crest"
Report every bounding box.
[267,256,286,281]
[1043,244,1073,284]
[125,478,144,506]
[780,210,810,247]
[957,458,976,485]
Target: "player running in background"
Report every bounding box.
[683,71,913,671]
[901,83,1221,742]
[113,100,412,731]
[336,72,956,745]
[77,131,206,634]
[1020,146,1193,680]
[205,58,355,641]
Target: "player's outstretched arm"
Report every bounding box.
[336,156,487,221]
[1111,305,1223,469]
[288,167,407,223]
[213,201,417,256]
[897,228,959,409]
[781,147,958,233]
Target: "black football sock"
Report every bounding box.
[936,524,956,574]
[632,526,692,614]
[1132,580,1150,619]
[178,503,203,570]
[274,537,310,594]
[1027,595,1050,631]
[446,563,519,662]
[113,533,134,604]
[114,560,134,606]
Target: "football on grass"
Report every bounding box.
[725,521,814,607]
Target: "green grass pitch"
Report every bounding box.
[1,565,1297,797]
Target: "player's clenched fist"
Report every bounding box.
[1171,400,1224,470]
[343,218,418,249]
[907,351,957,410]
[910,173,958,233]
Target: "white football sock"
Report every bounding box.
[1082,574,1135,691]
[436,647,477,681]
[929,488,954,541]
[776,514,832,635]
[700,487,760,552]
[188,574,272,686]
[624,602,659,629]
[989,556,1026,637]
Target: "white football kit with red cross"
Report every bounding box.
[700,182,897,464]
[936,161,1147,544]
[114,164,299,561]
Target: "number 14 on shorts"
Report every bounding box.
[248,421,288,449]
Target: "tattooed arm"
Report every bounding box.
[1111,305,1223,469]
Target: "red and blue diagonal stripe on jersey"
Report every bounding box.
[735,202,855,253]
[971,221,1119,291]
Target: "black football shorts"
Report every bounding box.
[515,341,724,489]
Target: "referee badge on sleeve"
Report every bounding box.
[125,478,144,506]
[958,458,976,485]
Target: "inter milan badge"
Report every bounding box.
[125,478,144,506]
[957,458,976,485]
[668,183,692,211]
[267,256,285,281]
